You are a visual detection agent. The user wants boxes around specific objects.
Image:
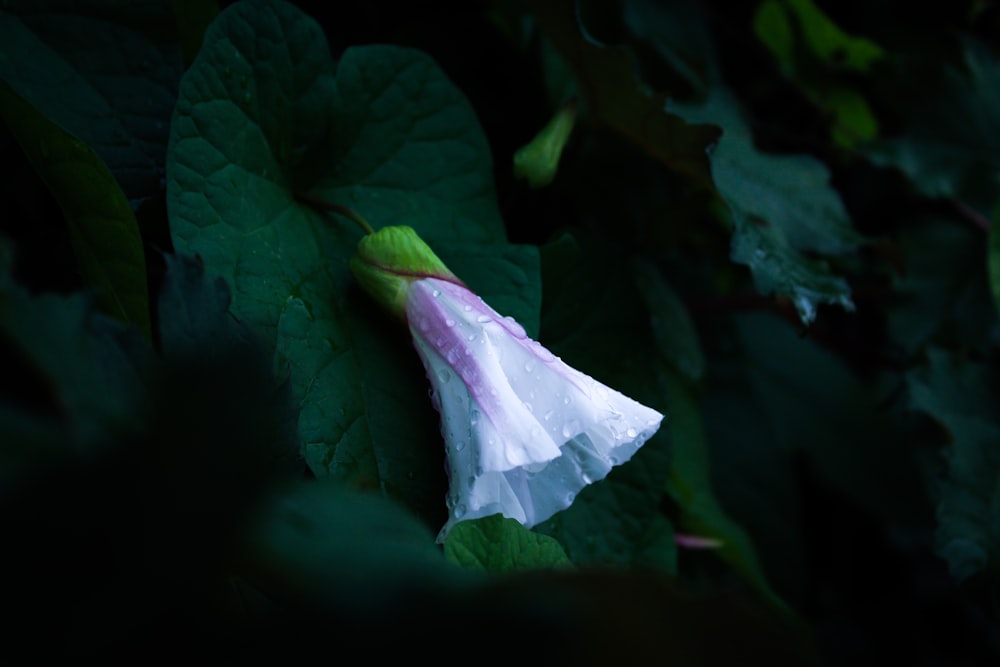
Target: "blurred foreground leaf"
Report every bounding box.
[0,83,151,338]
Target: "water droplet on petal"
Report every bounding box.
[503,316,526,338]
[561,420,580,439]
[475,465,484,476]
[467,333,477,342]
[445,318,456,327]
[476,315,491,323]
[626,427,638,438]
[447,348,459,363]
[544,410,554,421]
[418,318,430,332]
[523,401,533,413]
[455,439,466,452]
[435,336,446,348]
[432,289,441,297]
[530,340,556,362]
[470,409,480,425]
[524,359,536,373]
[463,304,472,312]
[563,395,571,406]
[453,504,466,519]
[436,368,451,384]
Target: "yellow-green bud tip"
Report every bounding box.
[513,97,578,189]
[350,226,460,319]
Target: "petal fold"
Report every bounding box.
[405,277,665,542]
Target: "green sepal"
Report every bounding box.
[514,98,578,188]
[350,226,460,319]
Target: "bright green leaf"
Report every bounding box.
[444,514,574,572]
[0,1,182,201]
[0,82,151,338]
[755,0,882,73]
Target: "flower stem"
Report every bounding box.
[295,191,374,235]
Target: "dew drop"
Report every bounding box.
[524,359,536,373]
[523,401,533,413]
[455,439,467,452]
[445,318,456,327]
[563,396,571,406]
[626,427,638,438]
[503,316,526,338]
[467,333,477,342]
[470,409,480,425]
[475,465,484,476]
[435,336,446,348]
[561,420,580,439]
[476,315,491,324]
[418,317,430,332]
[463,304,473,312]
[436,368,451,384]
[453,504,467,519]
[432,289,441,297]
[544,410,554,421]
[446,348,459,363]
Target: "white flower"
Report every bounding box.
[405,276,664,542]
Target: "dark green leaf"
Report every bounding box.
[0,82,151,338]
[670,88,859,324]
[908,348,1000,582]
[663,366,788,612]
[0,0,182,201]
[990,203,1000,315]
[173,0,219,67]
[632,258,705,382]
[735,312,929,531]
[167,0,539,523]
[533,233,674,570]
[886,214,995,358]
[529,0,720,183]
[444,513,573,571]
[866,38,1000,213]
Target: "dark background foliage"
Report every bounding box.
[3,0,1000,664]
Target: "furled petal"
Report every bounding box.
[405,277,664,542]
